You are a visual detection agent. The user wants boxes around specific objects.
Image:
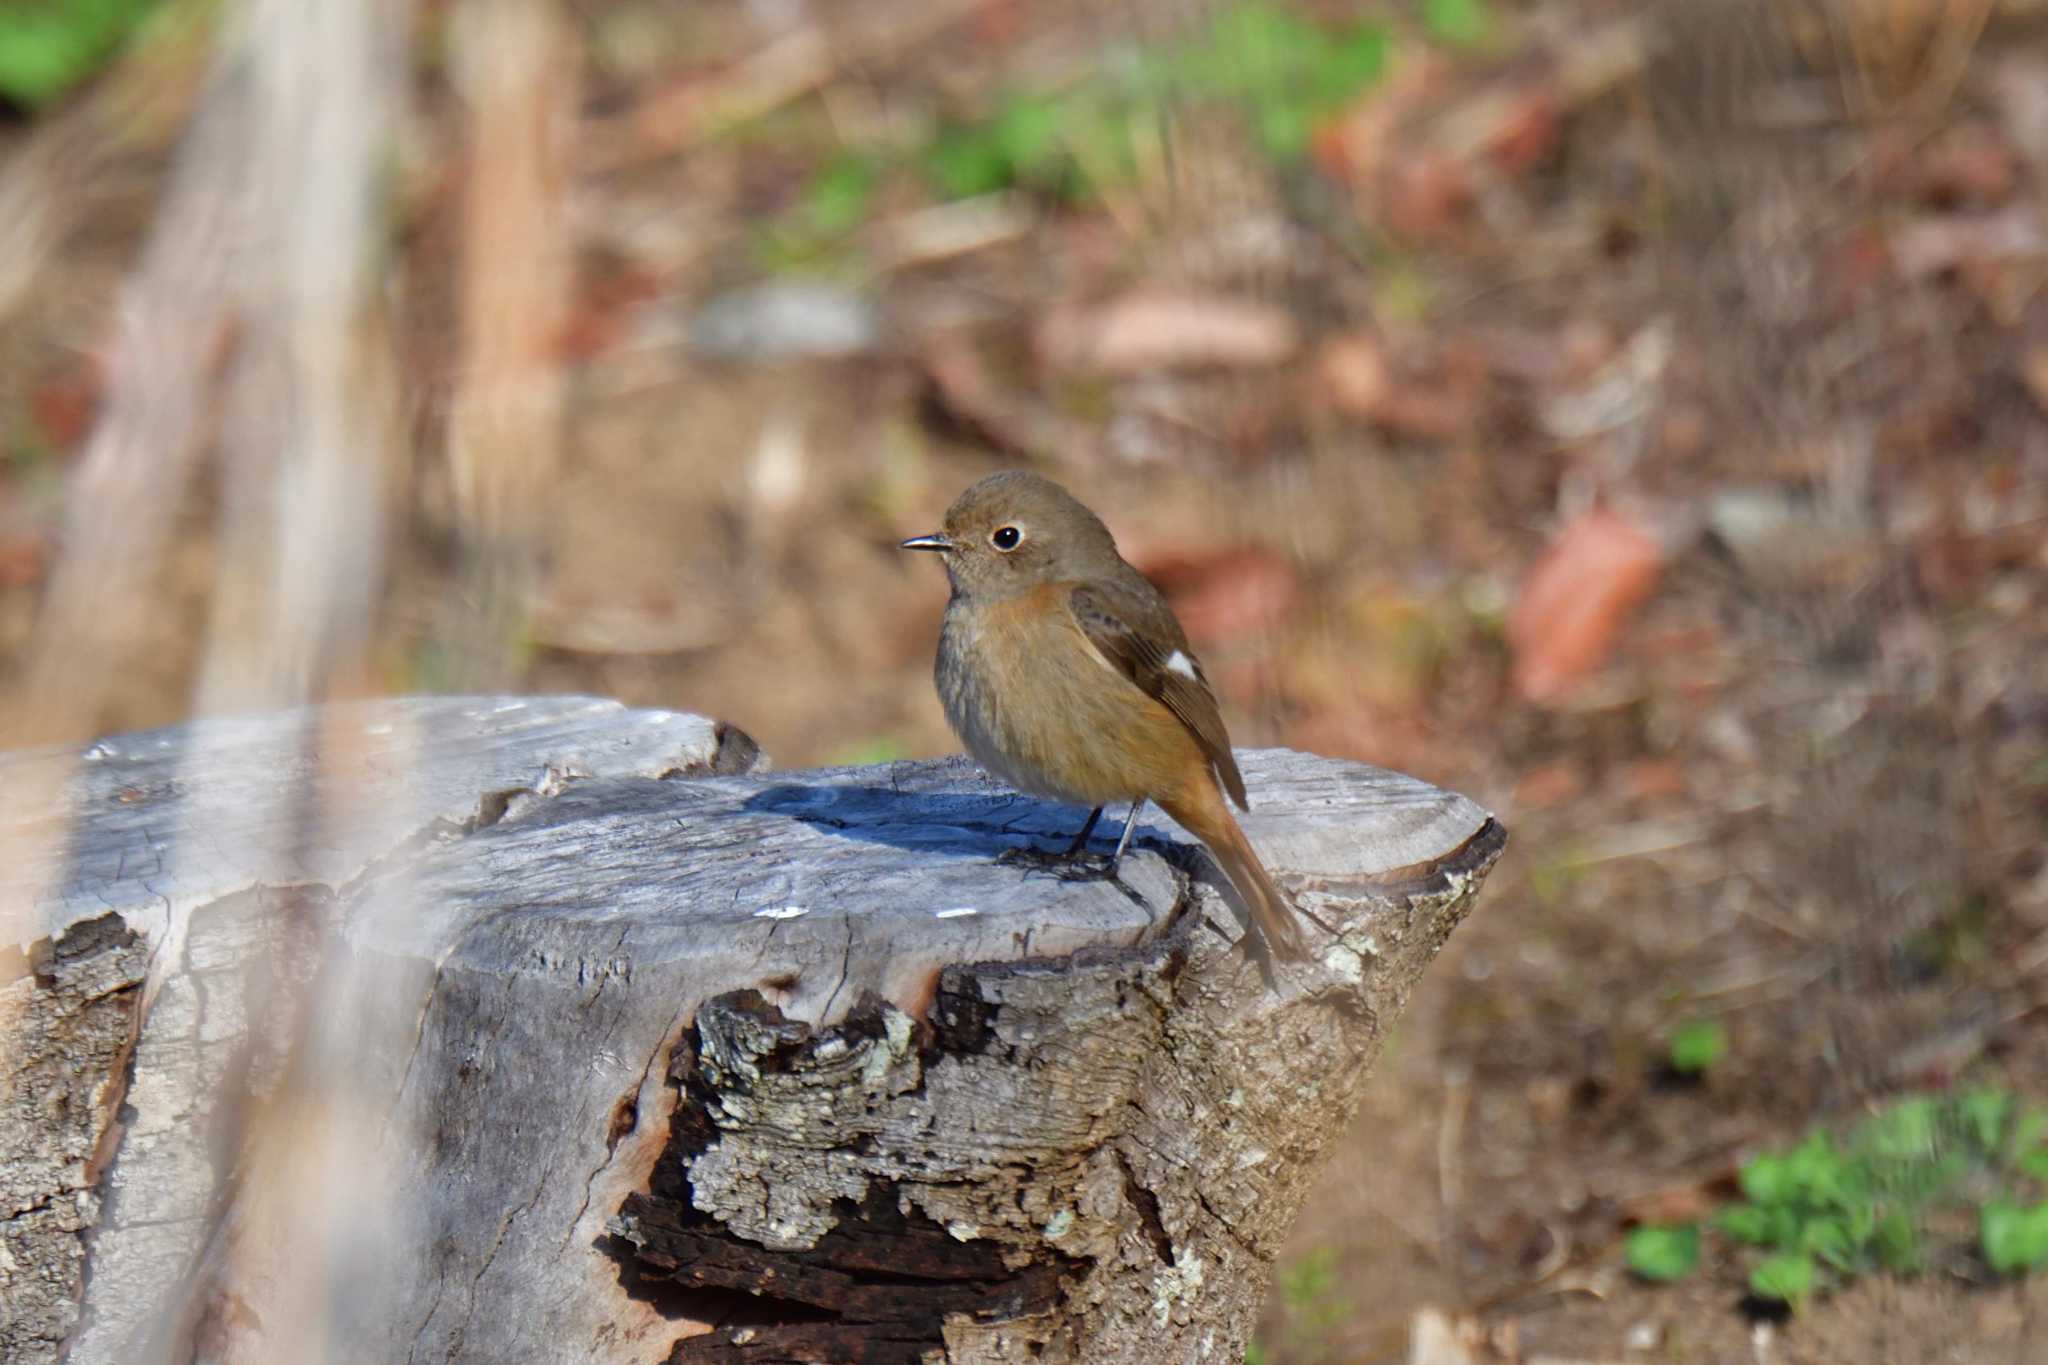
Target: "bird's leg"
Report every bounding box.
[1061,806,1105,857]
[999,804,1131,881]
[1104,800,1144,875]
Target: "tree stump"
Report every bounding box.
[0,696,1504,1364]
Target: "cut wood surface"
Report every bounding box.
[0,695,1504,1365]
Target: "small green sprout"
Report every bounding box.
[1667,1018,1727,1076]
[1422,0,1492,48]
[1749,1251,1816,1308]
[1632,1089,2048,1303]
[1981,1201,2048,1275]
[1625,1222,1699,1282]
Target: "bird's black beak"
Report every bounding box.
[900,533,953,552]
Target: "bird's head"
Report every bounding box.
[901,470,1119,598]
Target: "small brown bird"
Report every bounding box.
[902,470,1308,961]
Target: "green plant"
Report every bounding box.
[1748,1250,1816,1309]
[923,12,1308,204]
[0,0,162,109]
[926,92,1085,201]
[1981,1201,2048,1274]
[1422,0,1492,48]
[1170,3,1390,160]
[2014,1107,2048,1181]
[1667,1018,1726,1076]
[754,151,882,269]
[801,153,881,237]
[1246,1244,1351,1361]
[771,0,1415,254]
[1625,1221,1699,1281]
[1631,1089,2048,1306]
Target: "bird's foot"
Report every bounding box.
[996,843,1123,883]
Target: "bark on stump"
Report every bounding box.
[0,696,1504,1364]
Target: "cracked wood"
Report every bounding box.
[0,695,1502,1364]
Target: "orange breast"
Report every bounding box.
[938,583,1209,806]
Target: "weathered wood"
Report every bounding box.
[1,697,758,1364]
[0,695,1503,1364]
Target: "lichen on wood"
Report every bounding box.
[0,695,1503,1364]
[609,820,1505,1363]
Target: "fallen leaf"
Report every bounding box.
[1035,293,1299,375]
[1889,205,2047,280]
[1311,52,1452,187]
[2020,347,2048,417]
[1323,54,1573,246]
[1615,758,1687,803]
[1907,120,2019,208]
[1137,546,1301,647]
[1408,1306,1484,1365]
[1509,508,1662,704]
[0,527,48,590]
[555,264,659,361]
[1315,332,1391,418]
[1622,1178,1728,1227]
[1316,331,1479,441]
[1445,82,1562,178]
[1380,149,1477,243]
[1515,760,1587,810]
[29,356,105,453]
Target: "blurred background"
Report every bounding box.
[2,0,2046,1358]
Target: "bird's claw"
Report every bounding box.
[996,843,1123,883]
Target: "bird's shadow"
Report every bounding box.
[740,781,1286,975]
[739,782,1174,909]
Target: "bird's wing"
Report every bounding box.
[1067,579,1249,810]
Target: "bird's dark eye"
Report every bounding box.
[991,525,1022,551]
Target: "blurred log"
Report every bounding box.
[0,695,1504,1364]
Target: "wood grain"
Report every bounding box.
[0,695,1502,1364]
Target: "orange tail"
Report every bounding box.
[1159,782,1310,963]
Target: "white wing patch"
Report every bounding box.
[1165,650,1199,680]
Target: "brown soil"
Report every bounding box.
[3,1,2047,1360]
